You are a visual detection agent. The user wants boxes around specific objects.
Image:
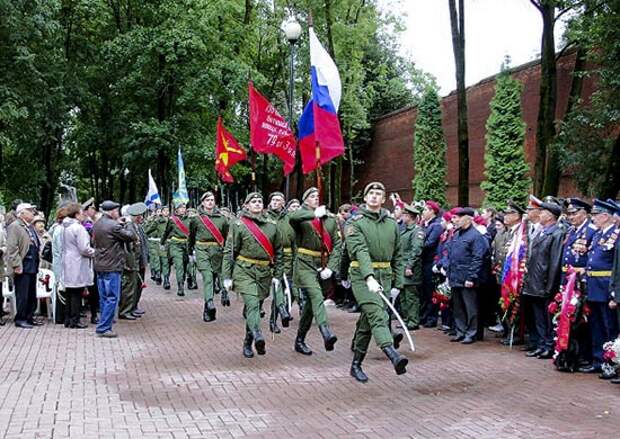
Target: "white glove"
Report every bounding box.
[390,288,400,300]
[271,278,281,290]
[319,267,333,280]
[189,254,196,264]
[341,280,351,289]
[159,244,166,252]
[432,265,440,274]
[223,279,233,291]
[314,205,327,218]
[440,267,447,276]
[366,276,382,294]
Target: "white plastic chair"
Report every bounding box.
[36,269,56,321]
[2,276,15,317]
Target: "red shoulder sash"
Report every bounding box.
[171,216,189,236]
[199,215,225,246]
[239,216,275,262]
[311,218,333,253]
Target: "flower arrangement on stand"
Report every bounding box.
[601,338,620,377]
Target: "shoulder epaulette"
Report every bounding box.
[588,223,597,230]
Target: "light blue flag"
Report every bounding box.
[172,148,189,207]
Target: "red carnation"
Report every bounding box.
[548,302,558,315]
[554,293,562,303]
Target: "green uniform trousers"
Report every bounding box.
[160,243,170,277]
[242,294,264,332]
[147,240,161,274]
[168,241,187,285]
[401,284,421,327]
[195,243,223,301]
[120,270,138,316]
[298,283,329,335]
[351,268,393,353]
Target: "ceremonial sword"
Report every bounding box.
[376,287,416,352]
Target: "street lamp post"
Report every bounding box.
[282,16,302,200]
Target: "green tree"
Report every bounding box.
[412,87,447,205]
[480,67,530,209]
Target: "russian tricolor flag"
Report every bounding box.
[298,27,345,174]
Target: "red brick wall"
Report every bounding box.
[355,51,596,206]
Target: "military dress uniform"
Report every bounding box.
[584,200,619,372]
[266,202,294,331]
[288,187,341,355]
[400,205,425,329]
[345,182,408,382]
[189,202,229,322]
[161,206,191,296]
[119,220,141,319]
[222,193,284,358]
[144,212,166,284]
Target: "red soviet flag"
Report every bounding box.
[249,82,296,176]
[215,116,247,183]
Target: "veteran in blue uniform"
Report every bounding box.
[579,199,620,374]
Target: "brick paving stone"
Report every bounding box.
[1,274,619,438]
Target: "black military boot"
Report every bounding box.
[202,302,210,322]
[392,332,404,350]
[350,351,369,383]
[163,275,171,290]
[319,324,338,351]
[205,299,216,321]
[269,309,281,334]
[177,282,185,297]
[220,288,231,307]
[154,272,162,285]
[294,334,312,356]
[253,330,266,355]
[243,329,254,358]
[382,345,408,375]
[187,275,198,290]
[278,304,292,328]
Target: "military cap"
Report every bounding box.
[100,200,120,211]
[504,201,525,215]
[425,200,440,214]
[286,198,300,209]
[454,207,475,217]
[592,199,617,215]
[200,191,215,201]
[543,195,562,206]
[128,202,148,216]
[527,195,543,210]
[606,199,620,215]
[269,191,285,202]
[403,204,420,216]
[244,192,263,204]
[15,203,36,214]
[174,201,186,209]
[363,182,386,196]
[540,202,562,217]
[302,187,319,201]
[565,198,591,214]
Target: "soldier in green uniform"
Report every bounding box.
[266,191,294,332]
[222,192,284,358]
[159,207,172,289]
[185,208,199,290]
[189,191,230,322]
[144,206,164,285]
[161,202,191,297]
[289,187,341,356]
[286,198,304,311]
[346,182,408,383]
[119,205,141,320]
[400,204,425,330]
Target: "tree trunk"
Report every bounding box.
[449,0,469,206]
[603,132,620,199]
[534,3,558,196]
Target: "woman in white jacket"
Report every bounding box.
[61,203,95,328]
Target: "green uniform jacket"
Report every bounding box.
[123,222,141,272]
[289,206,341,287]
[222,211,283,298]
[401,223,425,286]
[161,215,191,244]
[345,207,403,291]
[267,208,296,277]
[144,216,167,238]
[188,207,229,252]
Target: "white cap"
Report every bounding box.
[16,203,36,214]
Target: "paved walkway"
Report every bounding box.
[1,279,619,438]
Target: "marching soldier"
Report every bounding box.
[161,202,191,297]
[119,205,142,320]
[289,187,341,355]
[185,208,199,290]
[144,206,164,285]
[222,192,284,358]
[266,192,293,332]
[580,199,619,374]
[189,192,229,322]
[399,204,425,330]
[346,182,408,382]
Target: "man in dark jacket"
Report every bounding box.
[447,208,489,344]
[92,200,136,338]
[420,200,444,327]
[522,201,565,359]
